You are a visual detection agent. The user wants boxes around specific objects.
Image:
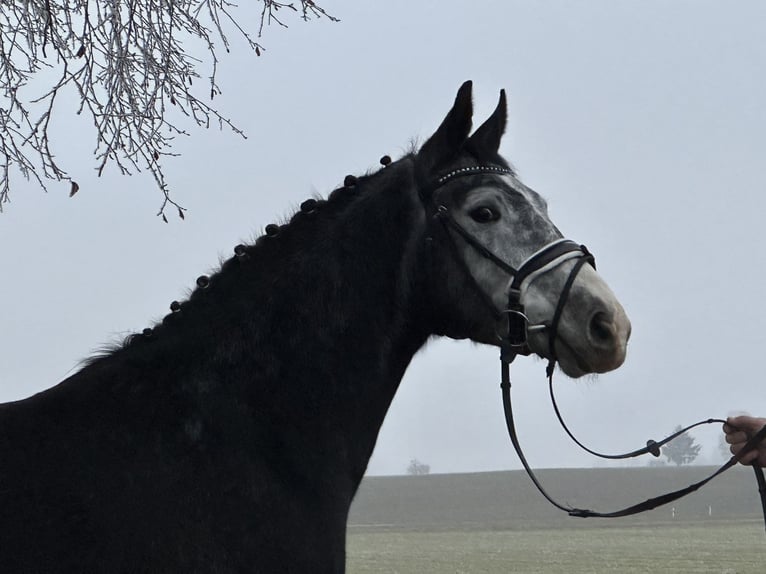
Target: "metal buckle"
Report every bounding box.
[496,308,529,348]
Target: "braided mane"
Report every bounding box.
[83,154,415,366]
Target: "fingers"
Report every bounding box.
[726,415,766,434]
[723,416,766,467]
[729,446,760,465]
[724,430,748,445]
[728,439,761,465]
[729,441,755,457]
[723,419,750,446]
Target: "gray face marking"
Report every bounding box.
[448,175,562,309]
[442,174,630,378]
[466,175,559,264]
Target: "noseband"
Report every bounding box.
[425,165,766,532]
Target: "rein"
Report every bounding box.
[427,165,766,532]
[501,351,766,521]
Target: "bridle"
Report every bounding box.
[425,165,766,531]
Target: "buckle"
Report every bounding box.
[495,308,529,348]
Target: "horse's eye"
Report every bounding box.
[470,206,499,223]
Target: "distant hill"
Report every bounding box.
[349,466,763,532]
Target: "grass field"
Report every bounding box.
[347,522,766,573]
[346,467,766,573]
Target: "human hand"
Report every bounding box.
[723,416,766,467]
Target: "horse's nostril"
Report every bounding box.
[589,311,614,345]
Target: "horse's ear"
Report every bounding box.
[466,89,507,157]
[416,81,474,176]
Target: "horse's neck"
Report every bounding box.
[69,164,430,488]
[245,171,431,483]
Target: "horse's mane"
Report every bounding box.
[81,154,418,368]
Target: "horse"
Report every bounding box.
[0,81,630,573]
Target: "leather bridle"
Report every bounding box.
[425,165,766,532]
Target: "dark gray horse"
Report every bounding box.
[0,82,630,573]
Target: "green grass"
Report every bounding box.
[350,467,764,531]
[347,522,766,573]
[346,467,766,573]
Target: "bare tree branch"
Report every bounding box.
[0,1,338,218]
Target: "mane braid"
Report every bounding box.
[80,156,413,368]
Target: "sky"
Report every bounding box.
[1,1,765,476]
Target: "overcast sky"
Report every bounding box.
[1,1,765,476]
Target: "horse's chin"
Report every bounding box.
[551,344,590,378]
[553,336,627,378]
[528,335,625,379]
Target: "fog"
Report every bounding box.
[1,1,765,475]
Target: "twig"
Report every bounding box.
[0,0,338,217]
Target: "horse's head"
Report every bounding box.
[416,81,630,378]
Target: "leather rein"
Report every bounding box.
[426,165,766,531]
